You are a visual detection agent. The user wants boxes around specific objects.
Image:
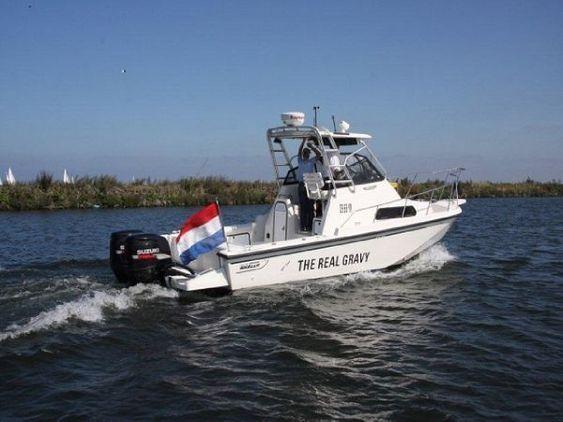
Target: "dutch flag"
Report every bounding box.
[176,202,226,265]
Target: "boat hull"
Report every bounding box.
[224,217,456,291]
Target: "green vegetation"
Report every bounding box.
[0,175,276,211]
[0,173,561,211]
[395,178,563,199]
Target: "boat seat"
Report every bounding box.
[303,172,329,200]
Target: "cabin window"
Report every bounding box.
[343,153,385,185]
[333,137,359,146]
[375,206,417,220]
[322,136,333,147]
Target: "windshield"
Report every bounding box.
[342,153,385,184]
[284,153,384,186]
[273,134,385,187]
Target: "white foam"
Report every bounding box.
[0,284,177,342]
[69,276,95,286]
[350,243,456,282]
[0,276,105,304]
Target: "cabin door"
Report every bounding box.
[273,201,288,242]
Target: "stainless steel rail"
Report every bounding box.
[338,167,464,230]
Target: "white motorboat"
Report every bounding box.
[110,111,465,293]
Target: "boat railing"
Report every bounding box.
[382,167,464,214]
[337,167,464,230]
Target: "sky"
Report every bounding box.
[1,0,562,182]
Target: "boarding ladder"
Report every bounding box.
[266,127,360,193]
[267,137,293,185]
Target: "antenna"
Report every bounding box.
[195,157,209,178]
[313,106,320,127]
[331,115,336,132]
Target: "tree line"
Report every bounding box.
[0,173,561,211]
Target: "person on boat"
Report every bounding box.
[327,150,344,180]
[297,139,322,231]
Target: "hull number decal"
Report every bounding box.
[340,203,352,213]
[298,252,370,271]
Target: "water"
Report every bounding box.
[1,199,562,420]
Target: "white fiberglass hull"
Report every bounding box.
[167,216,457,292]
[225,218,454,290]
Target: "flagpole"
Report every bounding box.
[215,199,229,252]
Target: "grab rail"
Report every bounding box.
[268,128,387,196]
[337,167,464,230]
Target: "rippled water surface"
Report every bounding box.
[1,199,562,420]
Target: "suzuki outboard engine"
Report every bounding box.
[110,231,172,285]
[110,230,143,283]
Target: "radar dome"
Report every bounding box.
[281,112,305,127]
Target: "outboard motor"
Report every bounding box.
[124,233,172,284]
[110,230,143,283]
[110,231,172,285]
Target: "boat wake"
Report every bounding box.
[0,283,178,342]
[1,245,456,342]
[362,243,456,280]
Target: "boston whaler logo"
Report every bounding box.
[237,260,268,273]
[297,252,370,271]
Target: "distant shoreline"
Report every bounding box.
[0,175,561,211]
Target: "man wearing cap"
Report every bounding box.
[297,139,322,232]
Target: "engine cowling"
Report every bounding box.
[110,231,172,285]
[110,230,143,283]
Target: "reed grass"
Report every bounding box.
[395,177,563,198]
[0,175,277,211]
[0,173,560,211]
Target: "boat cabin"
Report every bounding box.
[213,113,403,261]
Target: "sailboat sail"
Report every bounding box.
[6,168,16,185]
[63,169,75,184]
